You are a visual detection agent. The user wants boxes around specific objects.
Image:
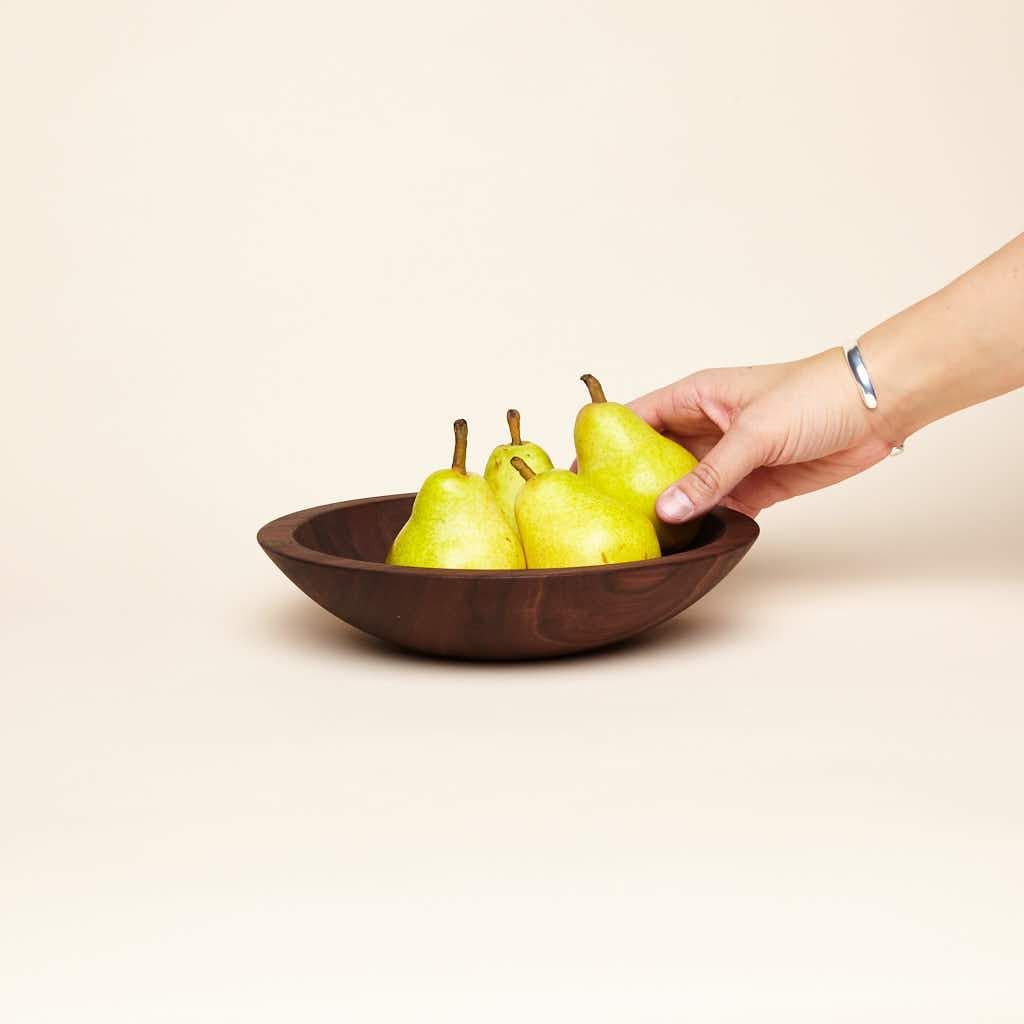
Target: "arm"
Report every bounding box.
[860,233,1024,442]
[633,233,1024,524]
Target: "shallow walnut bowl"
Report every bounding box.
[258,494,759,660]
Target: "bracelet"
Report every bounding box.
[844,343,878,409]
[843,343,905,456]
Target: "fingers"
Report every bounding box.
[629,370,749,438]
[628,386,674,430]
[729,446,889,510]
[655,424,764,523]
[628,380,710,434]
[633,372,756,522]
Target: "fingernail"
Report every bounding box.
[657,487,695,522]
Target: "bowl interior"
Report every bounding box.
[292,494,726,564]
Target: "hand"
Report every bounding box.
[630,349,899,523]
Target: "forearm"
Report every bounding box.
[858,233,1024,442]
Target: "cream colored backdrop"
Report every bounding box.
[3,2,1023,1021]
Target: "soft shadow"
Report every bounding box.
[742,535,1023,591]
[251,596,738,675]
[738,500,1024,591]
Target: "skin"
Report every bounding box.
[513,467,660,569]
[632,233,1024,524]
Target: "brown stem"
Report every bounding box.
[509,456,535,481]
[452,419,468,474]
[580,373,606,403]
[506,408,522,445]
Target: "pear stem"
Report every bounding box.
[509,456,535,481]
[580,373,606,403]
[507,408,522,445]
[452,419,468,474]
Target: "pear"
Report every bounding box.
[574,373,701,551]
[387,419,526,570]
[484,409,555,534]
[510,458,660,569]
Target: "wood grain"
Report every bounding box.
[258,494,759,660]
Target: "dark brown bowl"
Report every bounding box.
[257,494,759,660]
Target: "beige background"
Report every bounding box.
[3,1,1023,1020]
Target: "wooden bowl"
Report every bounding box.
[258,494,759,660]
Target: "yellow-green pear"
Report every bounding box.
[483,409,554,533]
[510,458,660,569]
[387,420,526,570]
[574,373,701,551]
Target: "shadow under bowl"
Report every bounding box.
[257,494,759,660]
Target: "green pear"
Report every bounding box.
[510,458,660,569]
[483,409,555,533]
[387,419,526,570]
[574,373,701,551]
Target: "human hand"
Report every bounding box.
[631,349,899,523]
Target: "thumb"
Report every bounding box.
[656,427,762,523]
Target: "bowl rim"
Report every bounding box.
[257,493,759,580]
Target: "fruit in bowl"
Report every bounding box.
[483,408,554,534]
[386,419,525,571]
[575,374,701,552]
[257,372,757,659]
[510,457,660,569]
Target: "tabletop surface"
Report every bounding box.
[5,512,1023,1022]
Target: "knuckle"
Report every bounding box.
[686,460,722,499]
[669,380,698,420]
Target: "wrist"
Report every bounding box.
[855,320,939,444]
[819,346,902,450]
[849,235,1024,445]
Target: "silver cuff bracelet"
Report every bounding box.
[843,343,905,456]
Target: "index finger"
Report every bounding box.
[628,379,709,434]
